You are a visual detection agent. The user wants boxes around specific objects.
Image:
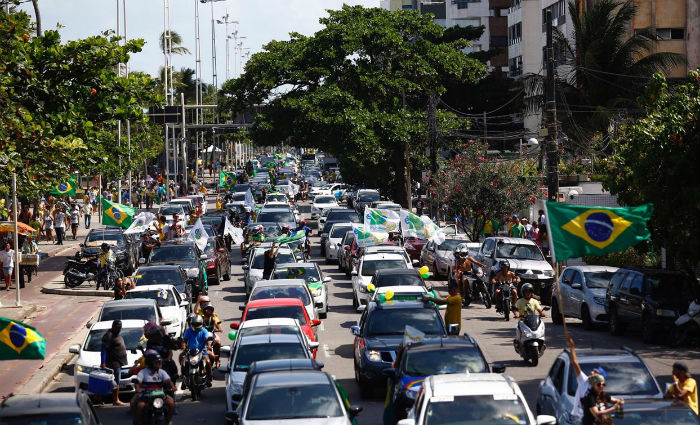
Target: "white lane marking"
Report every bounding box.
[323,343,331,358]
[320,321,325,331]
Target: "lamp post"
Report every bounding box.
[217,12,239,82]
[519,137,539,176]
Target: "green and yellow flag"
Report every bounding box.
[0,317,46,360]
[50,176,77,196]
[101,198,136,229]
[544,201,653,262]
[219,170,237,188]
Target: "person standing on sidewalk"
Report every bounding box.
[1,243,15,290]
[101,320,129,406]
[53,207,68,245]
[42,205,54,243]
[70,203,81,240]
[83,202,93,229]
[19,235,38,288]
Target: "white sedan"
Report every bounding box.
[311,195,339,220]
[351,253,410,308]
[124,284,189,337]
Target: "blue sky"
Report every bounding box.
[19,0,378,86]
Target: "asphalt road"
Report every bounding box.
[46,201,699,425]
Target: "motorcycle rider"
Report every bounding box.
[180,314,213,387]
[514,283,545,319]
[131,349,176,425]
[453,244,486,305]
[295,218,312,255]
[143,322,178,385]
[491,260,520,313]
[96,243,115,290]
[200,303,223,368]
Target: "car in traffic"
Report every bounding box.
[69,319,146,394]
[337,231,355,273]
[202,236,231,285]
[311,195,339,220]
[248,279,320,322]
[536,347,664,425]
[402,373,556,425]
[324,222,354,263]
[352,253,410,308]
[353,189,381,214]
[243,245,297,297]
[132,264,190,301]
[351,299,447,396]
[158,204,187,224]
[80,228,140,275]
[146,239,207,298]
[605,267,700,343]
[403,236,427,262]
[124,284,189,337]
[96,299,169,328]
[255,207,297,229]
[419,237,469,279]
[273,262,331,318]
[320,209,361,256]
[0,392,103,425]
[551,265,618,329]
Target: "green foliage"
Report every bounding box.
[602,70,700,268]
[219,6,486,204]
[430,139,542,241]
[583,246,659,268]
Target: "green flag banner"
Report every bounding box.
[101,198,136,229]
[219,170,237,188]
[50,176,77,196]
[275,229,306,244]
[0,317,46,360]
[544,201,653,262]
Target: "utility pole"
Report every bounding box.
[545,9,559,202]
[427,93,438,218]
[217,12,239,82]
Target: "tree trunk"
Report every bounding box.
[393,142,411,209]
[31,0,41,37]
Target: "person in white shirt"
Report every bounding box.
[567,336,608,422]
[1,243,15,290]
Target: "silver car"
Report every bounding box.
[420,237,469,279]
[552,265,618,329]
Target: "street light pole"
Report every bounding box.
[12,171,21,307]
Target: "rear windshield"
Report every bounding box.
[256,211,295,223]
[331,225,352,238]
[585,271,615,289]
[85,232,123,248]
[245,306,308,325]
[148,245,197,263]
[366,309,443,336]
[100,305,156,323]
[438,239,463,251]
[85,327,144,351]
[233,343,307,372]
[134,269,184,293]
[404,347,488,375]
[358,192,380,202]
[124,290,177,307]
[645,274,699,300]
[361,259,407,276]
[376,274,424,287]
[159,205,184,215]
[326,210,360,224]
[274,266,321,283]
[252,251,295,269]
[496,242,544,261]
[315,196,336,204]
[250,286,311,306]
[0,413,84,425]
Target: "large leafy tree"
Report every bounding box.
[602,70,700,270]
[220,5,485,207]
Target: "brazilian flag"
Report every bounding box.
[0,317,46,360]
[101,198,136,229]
[219,170,236,188]
[545,201,653,262]
[275,230,306,244]
[50,176,77,196]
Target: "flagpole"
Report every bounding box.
[543,200,568,337]
[12,171,21,307]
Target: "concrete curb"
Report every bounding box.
[0,304,39,322]
[41,285,112,297]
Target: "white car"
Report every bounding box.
[362,245,416,268]
[312,183,347,198]
[69,319,147,394]
[274,262,331,318]
[157,204,187,224]
[324,222,354,263]
[319,208,332,226]
[400,373,556,425]
[351,253,410,308]
[311,195,339,220]
[243,246,297,297]
[249,279,319,322]
[123,284,189,337]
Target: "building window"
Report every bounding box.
[510,0,521,11]
[509,55,523,77]
[655,28,685,40]
[542,0,566,32]
[508,22,522,45]
[491,36,508,47]
[453,0,481,8]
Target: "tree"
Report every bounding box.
[220,6,485,207]
[602,70,700,270]
[430,139,542,241]
[159,30,190,56]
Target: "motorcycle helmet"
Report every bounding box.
[521,283,534,297]
[144,349,162,369]
[455,244,469,256]
[202,303,215,316]
[101,242,110,251]
[300,218,307,226]
[499,260,510,269]
[190,314,204,331]
[252,225,264,236]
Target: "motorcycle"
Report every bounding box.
[514,312,547,367]
[471,266,492,309]
[496,281,515,321]
[671,299,700,348]
[181,347,208,401]
[129,377,173,425]
[99,258,123,291]
[63,252,98,288]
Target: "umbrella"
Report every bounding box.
[0,221,39,235]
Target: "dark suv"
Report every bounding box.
[80,228,140,275]
[351,300,446,397]
[605,268,699,343]
[146,240,207,299]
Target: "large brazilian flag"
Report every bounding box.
[0,317,46,360]
[50,177,77,196]
[101,198,136,229]
[544,201,653,262]
[219,170,236,188]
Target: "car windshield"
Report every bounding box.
[84,327,144,351]
[604,407,698,425]
[645,274,698,300]
[100,305,156,323]
[233,343,307,372]
[274,266,321,283]
[267,195,287,203]
[133,269,185,293]
[232,193,247,202]
[250,286,311,306]
[251,251,295,269]
[315,196,336,204]
[584,271,616,288]
[246,382,343,420]
[257,211,295,223]
[245,306,308,325]
[233,185,250,193]
[148,245,197,263]
[361,259,407,276]
[239,325,300,337]
[159,205,184,215]
[367,309,443,336]
[124,290,177,307]
[326,211,360,223]
[438,239,464,251]
[0,413,85,425]
[425,394,529,425]
[376,274,424,287]
[495,242,544,261]
[568,362,660,396]
[358,192,380,202]
[331,225,352,238]
[404,347,488,376]
[200,216,222,227]
[84,232,123,248]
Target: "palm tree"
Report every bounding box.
[159,31,191,56]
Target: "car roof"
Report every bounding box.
[245,298,305,308]
[255,370,330,387]
[362,253,406,261]
[562,348,644,362]
[329,222,354,228]
[0,393,82,416]
[253,279,307,288]
[248,359,322,376]
[259,207,293,212]
[488,236,536,246]
[564,265,619,273]
[405,335,478,351]
[375,268,420,277]
[103,299,156,308]
[156,240,197,247]
[240,333,304,345]
[368,300,431,310]
[429,373,517,397]
[364,246,405,253]
[91,319,147,330]
[276,262,317,268]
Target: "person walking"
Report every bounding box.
[19,235,38,288]
[100,320,129,406]
[1,243,15,290]
[83,202,93,229]
[53,207,68,245]
[665,362,698,414]
[70,204,81,240]
[42,206,54,243]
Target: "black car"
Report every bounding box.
[80,228,140,275]
[0,392,102,425]
[383,335,503,425]
[605,268,699,343]
[351,299,447,397]
[354,190,381,215]
[133,265,190,300]
[146,240,207,299]
[319,210,360,256]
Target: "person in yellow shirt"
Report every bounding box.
[215,196,222,211]
[665,362,698,414]
[514,283,546,319]
[423,283,462,333]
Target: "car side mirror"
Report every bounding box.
[68,344,80,354]
[311,319,322,327]
[79,243,84,247]
[349,405,363,419]
[536,415,557,425]
[220,345,231,357]
[218,364,231,373]
[492,363,506,373]
[448,323,460,335]
[85,321,94,329]
[356,305,366,313]
[315,302,324,309]
[323,276,331,283]
[238,305,246,311]
[180,300,189,307]
[350,325,361,336]
[351,270,358,276]
[571,283,582,290]
[242,265,249,270]
[200,254,208,260]
[230,322,240,330]
[412,259,419,266]
[397,419,415,425]
[309,341,320,350]
[138,257,145,265]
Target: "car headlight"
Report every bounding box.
[593,296,606,306]
[543,270,554,277]
[366,350,381,362]
[186,268,199,278]
[152,397,164,409]
[656,309,677,317]
[312,288,322,297]
[77,365,96,374]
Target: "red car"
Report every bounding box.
[234,298,321,357]
[403,236,427,261]
[203,236,231,285]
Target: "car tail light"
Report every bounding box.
[360,338,366,349]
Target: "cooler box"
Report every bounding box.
[88,369,114,395]
[20,254,40,266]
